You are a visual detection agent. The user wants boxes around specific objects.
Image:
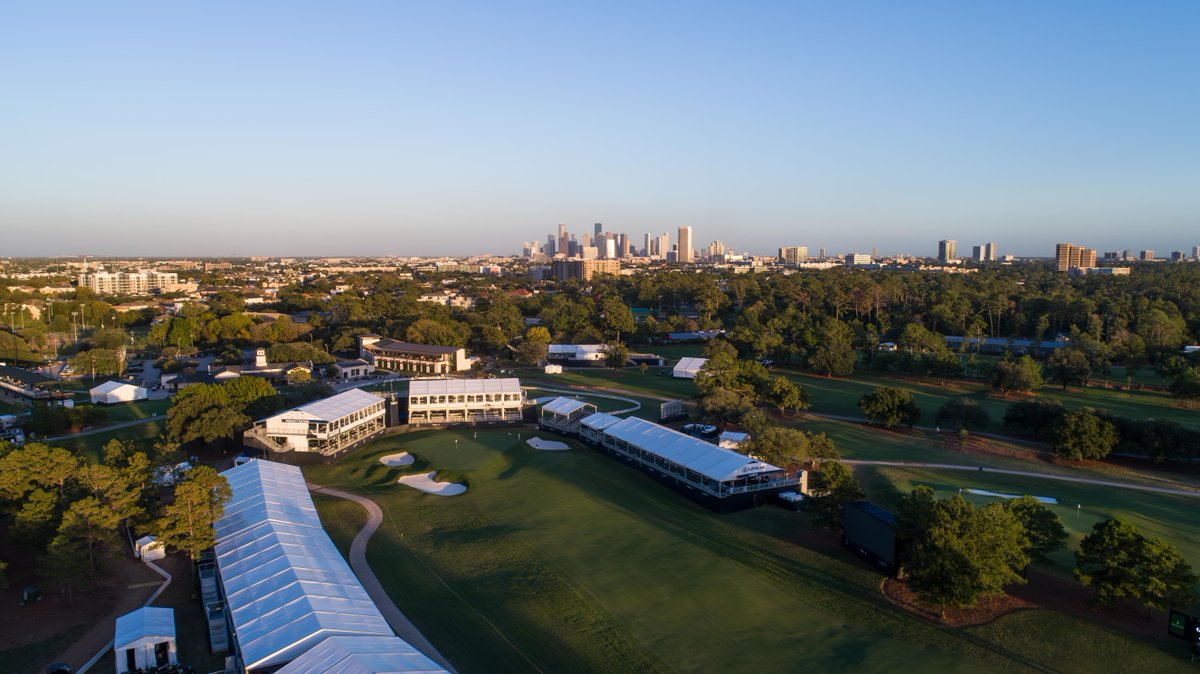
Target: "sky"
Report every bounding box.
[2,1,1198,258]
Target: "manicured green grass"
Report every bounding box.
[306,429,1194,673]
[545,368,698,400]
[86,398,171,422]
[50,419,166,461]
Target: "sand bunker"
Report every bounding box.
[398,471,466,496]
[527,437,570,451]
[966,488,1057,504]
[379,452,415,467]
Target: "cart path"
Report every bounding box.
[45,414,166,441]
[842,459,1200,498]
[308,484,458,673]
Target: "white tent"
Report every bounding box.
[135,535,165,562]
[90,380,148,405]
[114,607,177,674]
[672,357,707,379]
[277,635,448,674]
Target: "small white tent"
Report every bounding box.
[672,357,707,379]
[135,535,165,562]
[90,380,148,405]
[114,607,177,674]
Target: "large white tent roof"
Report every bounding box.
[284,388,383,423]
[215,461,393,671]
[540,397,593,416]
[90,380,145,395]
[672,357,707,377]
[277,636,447,674]
[408,378,521,396]
[579,412,624,433]
[601,417,782,482]
[115,607,175,650]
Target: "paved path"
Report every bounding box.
[308,484,458,673]
[45,414,166,441]
[522,385,642,415]
[842,459,1200,498]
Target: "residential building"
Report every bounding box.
[550,258,620,282]
[778,246,808,265]
[406,378,525,426]
[1141,249,1155,261]
[358,335,472,373]
[77,270,180,295]
[1055,243,1097,272]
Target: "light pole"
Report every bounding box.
[71,312,79,346]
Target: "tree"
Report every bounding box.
[601,342,629,368]
[989,355,1043,398]
[858,387,921,428]
[1001,496,1068,566]
[286,368,312,384]
[1076,518,1197,610]
[1002,397,1065,438]
[53,496,121,589]
[807,319,857,377]
[934,397,990,430]
[1167,366,1200,403]
[1049,408,1118,461]
[803,461,864,528]
[156,466,232,570]
[600,297,635,344]
[764,376,810,416]
[699,388,757,428]
[742,426,837,466]
[902,495,1028,617]
[515,339,549,366]
[1044,347,1092,390]
[166,378,275,444]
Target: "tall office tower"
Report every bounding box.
[1192,246,1200,259]
[1079,248,1097,268]
[984,241,997,261]
[1055,243,1078,272]
[677,226,694,263]
[657,233,670,259]
[594,223,603,238]
[545,235,557,258]
[1140,250,1155,261]
[819,248,825,259]
[706,241,725,260]
[972,245,985,262]
[557,224,568,256]
[938,239,957,263]
[643,234,651,256]
[604,237,617,259]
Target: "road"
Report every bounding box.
[841,459,1200,498]
[308,484,458,673]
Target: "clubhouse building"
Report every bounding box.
[579,413,800,510]
[407,378,525,426]
[359,335,472,374]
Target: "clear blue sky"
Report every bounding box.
[2,1,1198,258]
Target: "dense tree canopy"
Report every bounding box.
[859,387,921,428]
[1075,518,1197,610]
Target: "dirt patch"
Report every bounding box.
[882,577,1037,627]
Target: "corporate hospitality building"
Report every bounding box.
[407,378,525,426]
[210,460,448,673]
[579,413,800,509]
[245,388,387,460]
[359,335,472,374]
[537,397,598,435]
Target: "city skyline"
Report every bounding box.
[3,2,1198,257]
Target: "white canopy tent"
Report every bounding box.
[277,635,448,674]
[114,607,177,674]
[215,460,394,672]
[90,380,148,404]
[672,357,707,379]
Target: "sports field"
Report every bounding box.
[305,429,1196,673]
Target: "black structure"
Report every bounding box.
[842,501,899,575]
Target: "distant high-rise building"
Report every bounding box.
[677,226,694,263]
[1140,249,1155,261]
[557,224,568,257]
[594,223,603,238]
[1171,251,1187,262]
[551,258,620,282]
[844,253,872,266]
[707,241,725,260]
[545,235,557,258]
[778,246,808,265]
[972,245,985,262]
[1192,245,1200,259]
[819,248,825,259]
[1055,243,1096,272]
[604,238,617,259]
[984,242,997,261]
[938,240,957,263]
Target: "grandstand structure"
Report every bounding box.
[245,388,387,460]
[212,460,448,673]
[537,397,597,435]
[407,378,525,426]
[579,413,800,510]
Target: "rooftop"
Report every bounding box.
[409,378,522,396]
[367,338,460,356]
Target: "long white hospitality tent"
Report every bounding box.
[277,635,448,674]
[672,357,707,379]
[214,460,447,673]
[579,413,796,499]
